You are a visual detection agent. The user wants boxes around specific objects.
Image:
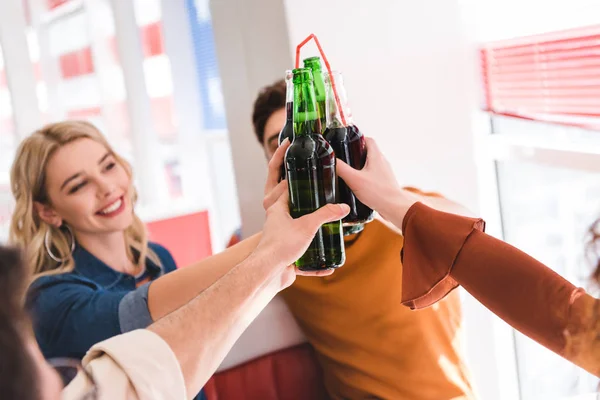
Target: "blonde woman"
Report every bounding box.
[10,121,337,399]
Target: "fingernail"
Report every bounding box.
[338,204,350,213]
[281,138,289,145]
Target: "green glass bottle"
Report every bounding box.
[277,70,294,181]
[324,71,374,236]
[285,68,345,270]
[303,57,327,133]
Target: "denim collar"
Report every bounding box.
[72,245,162,288]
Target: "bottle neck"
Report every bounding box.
[285,76,293,121]
[312,69,326,105]
[293,80,322,137]
[325,71,352,128]
[304,60,326,131]
[286,101,293,121]
[313,70,326,131]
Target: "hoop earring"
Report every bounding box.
[44,225,75,263]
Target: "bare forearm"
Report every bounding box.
[422,195,476,218]
[148,233,261,320]
[147,250,284,397]
[380,189,474,234]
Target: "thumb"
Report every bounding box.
[271,186,290,211]
[336,159,362,188]
[363,137,380,155]
[297,203,350,233]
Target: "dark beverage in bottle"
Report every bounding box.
[324,71,374,234]
[303,57,327,133]
[285,68,345,270]
[278,70,294,180]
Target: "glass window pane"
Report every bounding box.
[187,0,226,130]
[31,0,133,158]
[491,116,600,150]
[496,159,600,400]
[132,0,177,142]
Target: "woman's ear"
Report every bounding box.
[33,202,62,228]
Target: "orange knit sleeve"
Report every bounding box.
[400,202,485,309]
[400,202,600,377]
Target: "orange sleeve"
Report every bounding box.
[401,202,599,376]
[400,202,486,309]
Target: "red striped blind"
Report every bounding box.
[46,0,69,10]
[481,25,600,131]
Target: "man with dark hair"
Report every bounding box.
[253,79,287,158]
[0,181,349,399]
[249,79,476,400]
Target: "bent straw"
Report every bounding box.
[295,34,347,126]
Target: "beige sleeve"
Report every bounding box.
[62,330,187,400]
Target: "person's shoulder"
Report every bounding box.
[148,242,177,270]
[29,271,94,291]
[27,272,97,313]
[361,218,403,240]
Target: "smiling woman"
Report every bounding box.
[6,120,217,398]
[10,121,157,278]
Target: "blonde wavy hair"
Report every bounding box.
[9,120,160,278]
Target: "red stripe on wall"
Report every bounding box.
[54,22,165,80]
[46,0,69,10]
[59,47,94,79]
[140,22,164,58]
[146,211,213,267]
[67,107,102,119]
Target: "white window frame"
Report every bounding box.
[0,0,241,253]
[473,109,600,400]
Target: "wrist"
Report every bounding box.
[379,187,419,230]
[244,245,288,280]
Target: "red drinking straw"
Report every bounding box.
[295,34,347,127]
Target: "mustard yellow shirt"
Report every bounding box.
[282,217,475,399]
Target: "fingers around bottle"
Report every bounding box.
[270,185,290,211]
[336,159,361,188]
[265,139,290,195]
[297,203,350,234]
[263,180,288,211]
[363,137,380,156]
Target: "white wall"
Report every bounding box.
[283,0,480,213]
[463,0,600,42]
[210,0,293,238]
[212,0,482,236]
